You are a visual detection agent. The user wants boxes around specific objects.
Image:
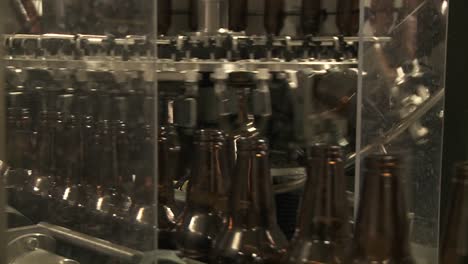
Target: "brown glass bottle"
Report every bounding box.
[189,0,199,32]
[281,145,350,264]
[158,0,172,35]
[212,137,288,264]
[6,91,33,174]
[264,0,286,35]
[440,162,468,264]
[336,0,360,36]
[54,94,81,193]
[128,96,181,250]
[27,103,59,197]
[224,72,259,173]
[301,0,322,35]
[229,0,248,32]
[346,155,414,264]
[50,94,88,228]
[176,129,230,261]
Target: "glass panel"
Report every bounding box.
[2,1,159,263]
[357,0,448,263]
[1,0,448,263]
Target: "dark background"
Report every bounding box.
[441,0,468,244]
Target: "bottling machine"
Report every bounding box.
[1,0,448,263]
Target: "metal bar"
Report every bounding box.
[37,222,144,263]
[4,59,357,74]
[0,0,7,262]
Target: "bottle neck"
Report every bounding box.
[296,155,349,242]
[353,168,411,261]
[188,139,229,211]
[230,147,277,228]
[157,126,180,204]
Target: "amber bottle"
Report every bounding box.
[158,0,172,35]
[265,0,286,36]
[229,0,248,32]
[211,137,288,264]
[301,0,322,35]
[346,155,414,264]
[6,91,33,177]
[336,0,360,36]
[176,129,230,261]
[440,161,468,264]
[281,145,350,263]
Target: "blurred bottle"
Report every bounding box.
[281,145,350,263]
[264,0,286,35]
[336,0,360,36]
[346,155,414,264]
[189,0,199,31]
[128,96,181,250]
[301,0,322,35]
[109,96,133,223]
[440,162,468,263]
[176,129,230,261]
[6,92,33,181]
[54,94,81,191]
[224,72,259,173]
[212,137,287,263]
[50,94,86,228]
[229,0,248,32]
[158,0,172,35]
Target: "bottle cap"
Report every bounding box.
[364,154,401,173]
[307,144,343,160]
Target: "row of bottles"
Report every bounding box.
[176,134,414,263]
[5,82,182,249]
[7,82,415,262]
[165,0,361,36]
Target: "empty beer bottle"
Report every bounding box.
[346,155,414,264]
[176,129,230,261]
[301,0,322,35]
[265,0,286,36]
[212,137,288,264]
[440,161,468,264]
[281,145,350,264]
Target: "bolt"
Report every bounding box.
[24,237,39,251]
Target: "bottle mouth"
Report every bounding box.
[306,144,343,160]
[237,137,269,151]
[194,129,225,142]
[364,154,401,172]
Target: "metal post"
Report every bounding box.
[0,0,8,263]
